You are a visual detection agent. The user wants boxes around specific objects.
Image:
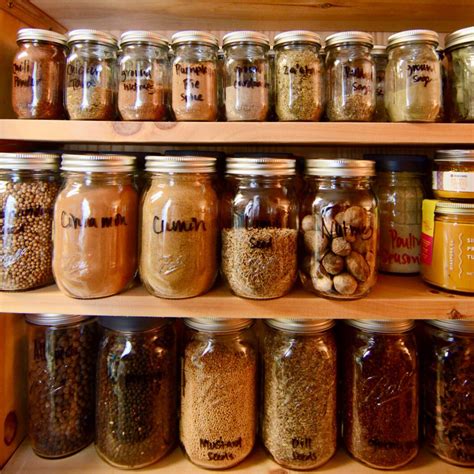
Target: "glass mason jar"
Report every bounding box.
[65,29,118,120]
[171,31,219,121]
[221,156,298,299]
[52,154,138,299]
[140,156,218,298]
[325,31,376,121]
[261,319,337,470]
[118,31,169,121]
[26,314,98,458]
[300,159,378,299]
[274,30,324,122]
[0,153,60,291]
[180,318,257,469]
[445,26,474,122]
[385,30,441,122]
[96,317,177,469]
[372,45,388,122]
[421,320,474,466]
[222,31,270,121]
[341,320,419,469]
[12,28,67,119]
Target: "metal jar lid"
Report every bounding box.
[17,28,67,46]
[305,159,375,177]
[145,155,216,173]
[427,320,474,334]
[445,26,474,50]
[325,31,374,48]
[266,319,334,333]
[120,30,169,48]
[25,314,92,326]
[226,157,296,176]
[99,316,168,332]
[171,31,219,48]
[0,152,59,171]
[274,30,321,47]
[387,29,439,49]
[67,29,118,47]
[435,149,474,162]
[346,320,415,333]
[223,31,270,47]
[61,154,136,172]
[185,318,253,333]
[435,201,474,216]
[371,44,387,56]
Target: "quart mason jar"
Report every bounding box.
[221,156,298,299]
[274,30,324,121]
[12,28,67,119]
[26,314,98,458]
[96,317,177,469]
[325,31,375,121]
[372,45,388,122]
[0,153,60,291]
[180,318,257,469]
[118,31,169,121]
[66,29,118,120]
[385,30,441,122]
[261,319,337,470]
[300,159,378,299]
[222,31,270,121]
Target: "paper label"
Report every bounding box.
[432,170,474,192]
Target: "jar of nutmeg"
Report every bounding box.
[300,159,378,299]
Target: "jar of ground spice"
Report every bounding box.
[180,318,257,469]
[12,28,67,119]
[341,320,419,469]
[52,154,138,299]
[325,31,376,121]
[118,31,169,121]
[96,317,177,469]
[66,29,118,120]
[274,30,324,121]
[372,45,388,121]
[171,31,219,121]
[222,31,270,121]
[26,313,98,458]
[221,156,298,299]
[140,155,218,298]
[0,153,60,291]
[262,319,337,470]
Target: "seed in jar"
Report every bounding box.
[302,215,316,231]
[304,230,328,254]
[312,264,333,293]
[333,273,358,295]
[343,206,369,228]
[352,235,369,254]
[322,252,344,275]
[346,251,370,282]
[331,237,352,256]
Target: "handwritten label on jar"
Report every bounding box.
[407,63,434,87]
[200,437,242,462]
[291,437,318,462]
[1,206,53,235]
[283,63,315,77]
[67,63,102,90]
[153,217,207,234]
[61,211,128,229]
[233,65,267,89]
[13,60,43,88]
[379,226,421,273]
[344,66,373,95]
[175,63,208,103]
[33,338,79,362]
[249,236,272,249]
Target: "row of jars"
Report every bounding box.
[12,26,474,122]
[27,315,474,469]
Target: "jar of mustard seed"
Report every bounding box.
[372,45,388,121]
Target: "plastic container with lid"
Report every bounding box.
[372,44,388,121]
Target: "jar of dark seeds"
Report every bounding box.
[372,45,388,122]
[180,318,257,469]
[221,156,298,299]
[0,153,60,291]
[262,319,337,469]
[26,314,98,458]
[341,320,419,469]
[96,317,177,469]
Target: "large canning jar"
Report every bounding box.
[0,153,60,291]
[52,154,138,299]
[171,31,219,121]
[140,156,218,298]
[385,30,441,122]
[66,29,118,120]
[96,317,177,469]
[325,31,375,121]
[421,320,474,466]
[300,159,378,299]
[372,45,388,122]
[341,320,419,469]
[180,318,257,469]
[12,28,67,119]
[26,314,98,458]
[221,156,298,299]
[261,319,337,470]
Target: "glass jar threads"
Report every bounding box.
[325,31,375,121]
[274,30,324,121]
[66,29,118,120]
[52,154,138,299]
[0,153,60,291]
[180,318,257,469]
[140,156,218,298]
[171,31,219,121]
[12,28,67,119]
[26,314,98,458]
[221,156,298,299]
[262,319,337,470]
[222,31,270,121]
[300,159,378,299]
[118,31,169,121]
[385,29,441,122]
[96,317,177,469]
[372,44,388,121]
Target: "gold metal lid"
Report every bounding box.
[171,30,219,48]
[120,30,169,48]
[99,316,168,332]
[371,44,387,56]
[445,26,474,50]
[26,314,92,326]
[0,152,59,171]
[387,29,439,49]
[266,319,334,333]
[184,318,253,333]
[325,31,374,48]
[435,201,474,216]
[17,28,67,46]
[428,320,474,333]
[67,29,118,47]
[223,31,270,47]
[145,155,216,173]
[274,30,321,47]
[346,319,415,333]
[435,149,474,161]
[61,154,136,172]
[226,157,296,176]
[305,159,375,177]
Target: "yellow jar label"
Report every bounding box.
[421,199,438,266]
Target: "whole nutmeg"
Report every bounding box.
[311,262,333,293]
[333,273,358,295]
[321,252,344,275]
[346,251,370,282]
[352,235,369,255]
[304,230,328,255]
[302,215,316,232]
[331,237,351,257]
[343,206,368,229]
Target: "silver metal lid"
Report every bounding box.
[346,320,415,333]
[17,28,67,46]
[387,29,439,49]
[325,31,374,48]
[435,149,474,161]
[266,319,334,333]
[435,201,474,216]
[305,159,375,177]
[226,157,296,176]
[171,30,219,48]
[274,30,321,47]
[428,320,474,333]
[184,318,253,333]
[120,30,169,48]
[61,154,136,172]
[223,31,270,47]
[445,26,474,50]
[0,152,59,171]
[99,316,168,332]
[67,29,118,47]
[25,314,92,326]
[145,155,216,173]
[371,44,387,56]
